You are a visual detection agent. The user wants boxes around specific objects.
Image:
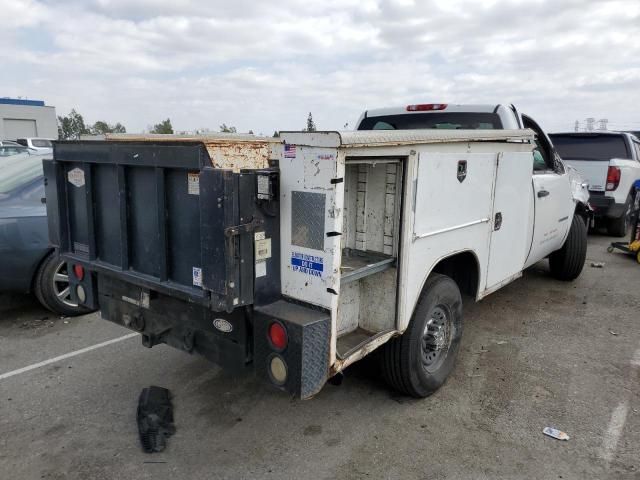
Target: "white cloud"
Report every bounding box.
[0,0,638,133]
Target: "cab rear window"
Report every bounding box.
[549,134,630,161]
[32,139,52,148]
[358,113,503,130]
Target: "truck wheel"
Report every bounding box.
[607,195,632,237]
[549,215,587,281]
[381,273,462,398]
[34,253,91,317]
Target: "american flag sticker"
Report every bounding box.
[284,144,297,158]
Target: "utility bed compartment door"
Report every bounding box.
[485,152,534,289]
[413,153,497,238]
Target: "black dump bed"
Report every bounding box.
[44,140,280,312]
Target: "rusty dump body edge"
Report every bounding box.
[105,133,283,172]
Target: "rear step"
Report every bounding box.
[336,328,397,369]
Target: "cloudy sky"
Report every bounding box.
[2,0,639,135]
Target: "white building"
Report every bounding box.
[0,98,58,140]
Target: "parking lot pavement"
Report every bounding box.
[0,234,638,480]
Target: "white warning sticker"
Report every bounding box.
[255,260,267,278]
[188,173,200,195]
[67,168,85,188]
[192,266,203,287]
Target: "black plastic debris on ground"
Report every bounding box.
[137,386,175,453]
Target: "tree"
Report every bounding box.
[58,109,90,140]
[150,118,173,134]
[219,123,237,133]
[91,121,126,135]
[272,131,280,138]
[305,112,316,132]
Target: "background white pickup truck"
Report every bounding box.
[549,131,640,236]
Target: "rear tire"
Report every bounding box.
[607,195,632,237]
[34,253,90,317]
[381,273,463,398]
[549,214,587,281]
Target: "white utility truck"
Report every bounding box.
[45,128,587,399]
[549,131,640,236]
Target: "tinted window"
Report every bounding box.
[0,154,44,194]
[16,139,28,146]
[32,139,52,147]
[358,112,503,130]
[549,134,630,161]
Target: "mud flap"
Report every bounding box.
[137,386,175,453]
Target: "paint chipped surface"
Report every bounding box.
[105,133,281,172]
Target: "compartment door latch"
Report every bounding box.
[224,218,264,238]
[494,212,503,231]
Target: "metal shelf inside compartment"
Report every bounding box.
[340,249,396,284]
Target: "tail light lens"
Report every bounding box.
[269,355,288,385]
[268,322,288,350]
[406,103,448,112]
[73,264,85,281]
[606,166,621,191]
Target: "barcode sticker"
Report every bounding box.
[255,238,272,260]
[188,173,200,195]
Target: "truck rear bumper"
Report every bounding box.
[87,274,331,398]
[97,274,252,373]
[589,192,624,218]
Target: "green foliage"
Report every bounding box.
[57,109,90,140]
[273,131,280,137]
[305,112,316,132]
[150,118,174,134]
[219,124,237,133]
[91,121,126,135]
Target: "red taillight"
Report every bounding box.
[406,103,448,112]
[268,322,288,350]
[606,166,621,191]
[73,264,85,281]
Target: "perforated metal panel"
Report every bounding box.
[291,191,326,251]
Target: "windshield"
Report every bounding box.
[0,153,44,194]
[549,134,630,161]
[32,139,52,148]
[358,112,503,130]
[0,146,29,157]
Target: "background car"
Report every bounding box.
[0,140,30,157]
[0,152,93,316]
[16,137,53,153]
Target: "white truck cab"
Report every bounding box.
[355,103,523,130]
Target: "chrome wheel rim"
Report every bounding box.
[421,305,452,372]
[52,262,77,308]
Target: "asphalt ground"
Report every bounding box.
[0,233,638,480]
